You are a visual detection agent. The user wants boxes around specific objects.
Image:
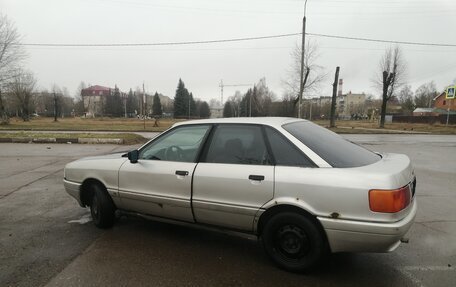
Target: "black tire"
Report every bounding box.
[262,212,327,272]
[89,184,115,229]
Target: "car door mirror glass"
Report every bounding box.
[127,149,139,163]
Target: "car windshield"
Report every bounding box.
[283,121,381,168]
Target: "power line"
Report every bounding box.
[307,33,456,47]
[6,32,456,48]
[10,33,301,47]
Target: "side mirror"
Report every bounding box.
[127,150,139,164]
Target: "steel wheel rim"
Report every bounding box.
[274,224,310,259]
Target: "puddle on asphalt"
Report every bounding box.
[68,213,92,224]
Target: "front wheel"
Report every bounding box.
[89,184,115,229]
[262,212,327,272]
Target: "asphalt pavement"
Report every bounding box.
[0,135,455,287]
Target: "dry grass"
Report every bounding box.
[1,117,455,135]
[314,120,456,134]
[0,131,147,145]
[0,117,181,132]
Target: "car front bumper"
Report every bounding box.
[319,200,417,253]
[63,179,83,207]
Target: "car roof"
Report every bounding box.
[172,117,305,128]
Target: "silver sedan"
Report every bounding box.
[64,117,416,272]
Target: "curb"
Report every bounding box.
[0,137,124,144]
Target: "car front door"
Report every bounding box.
[118,124,211,222]
[192,124,274,231]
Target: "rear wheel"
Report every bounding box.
[262,212,327,272]
[89,184,115,228]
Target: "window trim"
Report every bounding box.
[261,126,276,166]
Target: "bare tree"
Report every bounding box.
[209,98,221,108]
[282,41,326,112]
[374,46,406,128]
[0,14,26,124]
[8,71,36,121]
[414,81,437,108]
[398,85,415,115]
[226,91,243,117]
[74,81,86,116]
[254,77,276,116]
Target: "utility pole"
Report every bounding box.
[53,91,57,122]
[447,99,453,126]
[188,93,191,119]
[124,93,127,118]
[330,66,340,128]
[298,0,308,118]
[219,80,224,105]
[143,82,146,130]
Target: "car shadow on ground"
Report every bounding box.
[53,215,414,287]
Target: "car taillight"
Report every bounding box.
[369,185,411,213]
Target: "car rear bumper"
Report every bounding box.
[64,179,83,207]
[319,199,417,253]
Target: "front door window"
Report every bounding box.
[140,125,210,162]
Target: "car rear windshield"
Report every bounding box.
[283,121,381,168]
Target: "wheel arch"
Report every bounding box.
[256,204,330,252]
[80,178,109,207]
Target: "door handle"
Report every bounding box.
[175,170,189,176]
[249,175,264,181]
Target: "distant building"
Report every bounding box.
[81,85,128,117]
[337,92,366,118]
[434,92,456,111]
[385,96,403,115]
[81,85,113,117]
[158,94,174,113]
[210,106,223,118]
[311,96,332,106]
[412,108,438,116]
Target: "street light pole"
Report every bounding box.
[298,0,308,118]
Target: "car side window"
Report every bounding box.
[139,125,210,162]
[204,125,271,165]
[265,127,316,167]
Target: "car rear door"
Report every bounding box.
[192,124,274,231]
[118,124,211,222]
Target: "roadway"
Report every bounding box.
[0,134,455,287]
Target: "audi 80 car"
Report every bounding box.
[64,117,417,271]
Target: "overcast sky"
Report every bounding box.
[2,0,456,103]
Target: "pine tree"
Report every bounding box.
[240,89,252,117]
[223,101,233,117]
[196,101,210,118]
[200,101,211,118]
[189,92,196,117]
[126,88,138,116]
[173,79,189,118]
[112,86,123,117]
[152,92,162,116]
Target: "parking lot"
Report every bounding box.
[0,134,455,287]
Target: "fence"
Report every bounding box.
[392,115,456,125]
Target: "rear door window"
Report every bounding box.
[203,125,271,165]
